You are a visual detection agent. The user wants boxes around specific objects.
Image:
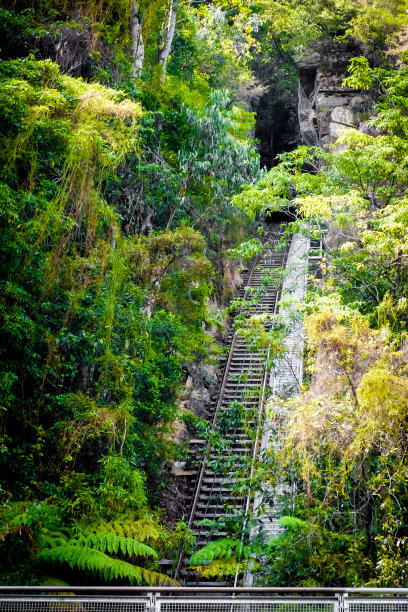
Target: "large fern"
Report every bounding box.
[189,537,242,565]
[38,545,177,585]
[190,558,247,579]
[0,503,180,585]
[38,527,179,585]
[75,531,158,559]
[189,537,254,579]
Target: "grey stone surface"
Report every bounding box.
[188,387,211,419]
[331,106,357,126]
[253,232,310,542]
[298,39,371,149]
[329,122,357,150]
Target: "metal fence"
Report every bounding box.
[2,588,408,612]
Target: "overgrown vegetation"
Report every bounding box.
[2,0,408,588]
[184,1,408,588]
[226,37,408,587]
[0,0,261,586]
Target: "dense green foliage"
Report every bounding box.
[0,0,263,586]
[2,0,408,588]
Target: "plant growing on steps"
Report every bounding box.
[189,536,254,579]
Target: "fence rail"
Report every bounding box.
[2,588,408,612]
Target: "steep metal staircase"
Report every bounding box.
[174,223,290,585]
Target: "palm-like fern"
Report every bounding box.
[1,502,180,585]
[189,537,242,565]
[74,532,158,558]
[189,537,253,579]
[190,557,246,579]
[38,544,173,585]
[38,528,178,585]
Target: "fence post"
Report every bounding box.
[147,592,160,612]
[343,593,349,612]
[336,592,349,612]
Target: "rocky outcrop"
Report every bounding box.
[298,39,371,149]
[183,362,217,421]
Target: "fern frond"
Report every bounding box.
[76,546,90,572]
[41,533,67,548]
[38,545,143,583]
[75,532,158,559]
[84,519,162,542]
[278,516,310,530]
[112,522,124,538]
[189,538,241,565]
[38,545,177,585]
[190,558,247,579]
[139,567,179,586]
[129,520,162,542]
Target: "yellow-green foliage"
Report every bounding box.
[344,0,408,51]
[354,366,408,458]
[86,518,162,541]
[281,300,408,486]
[0,56,142,283]
[0,50,214,552]
[139,0,169,59]
[264,296,408,585]
[190,557,246,579]
[237,313,286,354]
[255,0,408,56]
[189,537,248,578]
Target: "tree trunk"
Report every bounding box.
[131,1,144,77]
[157,0,178,72]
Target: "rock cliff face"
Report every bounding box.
[298,39,371,149]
